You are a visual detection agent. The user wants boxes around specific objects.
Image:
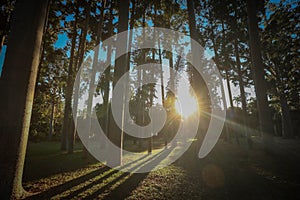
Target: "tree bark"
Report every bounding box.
[49,101,55,140]
[0,0,48,198]
[128,0,136,145]
[279,92,293,138]
[0,35,5,55]
[246,0,274,148]
[272,64,294,138]
[148,29,156,154]
[82,0,107,158]
[152,3,165,109]
[187,0,210,154]
[102,3,113,136]
[225,70,234,109]
[234,38,252,147]
[220,20,234,110]
[61,6,79,151]
[210,26,230,142]
[158,40,165,106]
[107,0,129,167]
[69,2,91,154]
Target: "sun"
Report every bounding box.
[175,95,198,119]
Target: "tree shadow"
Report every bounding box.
[23,143,98,182]
[25,154,147,199]
[85,147,175,200]
[25,148,174,200]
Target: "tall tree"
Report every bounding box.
[107,0,129,167]
[82,0,107,159]
[232,1,252,146]
[61,3,79,151]
[246,0,273,148]
[101,0,114,137]
[69,0,91,154]
[187,0,210,152]
[30,0,66,142]
[0,0,49,198]
[262,2,298,138]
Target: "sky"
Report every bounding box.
[0,46,6,74]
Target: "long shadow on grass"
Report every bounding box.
[84,147,175,200]
[23,143,98,182]
[26,154,149,199]
[59,153,160,200]
[25,147,175,200]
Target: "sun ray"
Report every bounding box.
[175,95,198,119]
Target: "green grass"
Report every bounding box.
[22,139,300,199]
[23,141,189,199]
[24,141,98,182]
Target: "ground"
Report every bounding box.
[22,137,300,200]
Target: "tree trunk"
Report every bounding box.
[279,92,293,138]
[103,1,114,126]
[220,20,234,110]
[234,39,252,147]
[225,70,234,109]
[128,0,136,145]
[153,4,165,108]
[127,0,135,55]
[148,32,156,154]
[68,2,91,154]
[0,35,5,55]
[103,8,113,136]
[210,27,230,142]
[158,39,165,106]
[246,0,274,148]
[49,101,55,140]
[220,20,234,142]
[61,7,79,151]
[83,0,106,159]
[0,0,48,198]
[234,41,247,113]
[136,64,142,147]
[273,64,294,138]
[107,0,129,167]
[187,0,210,152]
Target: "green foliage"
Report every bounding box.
[0,0,15,43]
[262,1,300,112]
[19,0,300,140]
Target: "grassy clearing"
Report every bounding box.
[24,141,97,182]
[23,141,190,199]
[23,139,300,199]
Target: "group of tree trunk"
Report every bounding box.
[0,0,298,198]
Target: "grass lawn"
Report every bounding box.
[23,138,300,199]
